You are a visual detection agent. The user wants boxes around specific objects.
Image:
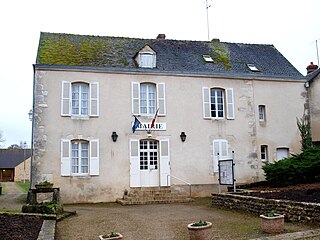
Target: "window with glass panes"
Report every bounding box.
[72,83,89,115]
[71,141,89,174]
[260,145,268,161]
[210,89,224,118]
[140,83,156,115]
[139,140,158,170]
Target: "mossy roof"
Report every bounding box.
[36,32,303,79]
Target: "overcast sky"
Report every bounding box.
[0,0,319,147]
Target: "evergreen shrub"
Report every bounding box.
[262,147,320,186]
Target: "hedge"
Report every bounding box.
[262,147,320,186]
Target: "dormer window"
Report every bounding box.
[140,52,155,68]
[135,45,156,68]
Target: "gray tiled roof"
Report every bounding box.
[36,32,303,80]
[0,149,31,168]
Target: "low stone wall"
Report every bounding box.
[212,193,320,224]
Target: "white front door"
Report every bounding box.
[139,140,160,187]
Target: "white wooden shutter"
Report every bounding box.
[132,82,140,115]
[61,139,71,176]
[90,82,99,116]
[157,83,166,116]
[61,81,71,116]
[160,139,170,186]
[226,88,235,119]
[90,139,99,175]
[130,139,140,187]
[203,87,211,119]
[213,139,229,172]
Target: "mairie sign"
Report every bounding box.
[134,122,166,131]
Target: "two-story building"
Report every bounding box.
[32,32,306,203]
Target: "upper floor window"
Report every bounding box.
[140,83,156,115]
[132,82,166,116]
[61,139,99,176]
[203,87,234,119]
[72,83,89,115]
[258,105,266,121]
[61,81,99,117]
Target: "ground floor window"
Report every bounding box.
[71,141,89,174]
[276,147,289,160]
[260,145,268,161]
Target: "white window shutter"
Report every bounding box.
[213,139,229,173]
[90,139,99,175]
[157,83,166,116]
[130,139,140,187]
[61,81,71,116]
[203,87,211,119]
[226,88,235,119]
[61,139,71,176]
[90,82,99,117]
[160,139,170,186]
[132,82,140,115]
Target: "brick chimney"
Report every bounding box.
[156,34,166,40]
[306,62,318,74]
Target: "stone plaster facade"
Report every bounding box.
[31,66,306,203]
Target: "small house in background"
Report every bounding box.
[0,149,31,182]
[306,62,320,146]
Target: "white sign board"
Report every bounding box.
[218,159,234,185]
[135,122,167,131]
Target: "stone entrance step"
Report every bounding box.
[116,187,193,205]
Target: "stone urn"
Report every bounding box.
[187,221,212,240]
[260,213,284,233]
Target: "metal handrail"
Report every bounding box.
[167,174,192,198]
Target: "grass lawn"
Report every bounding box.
[15,182,30,192]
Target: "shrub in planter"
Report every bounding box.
[187,220,212,240]
[35,180,53,189]
[260,211,284,234]
[99,232,123,239]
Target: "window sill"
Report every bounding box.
[71,115,90,120]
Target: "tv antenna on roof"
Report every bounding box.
[205,0,212,40]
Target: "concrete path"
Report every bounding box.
[0,182,27,211]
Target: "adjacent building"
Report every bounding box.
[32,32,306,203]
[306,62,320,145]
[0,149,31,182]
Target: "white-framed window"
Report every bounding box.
[132,82,166,116]
[61,81,99,117]
[213,139,229,172]
[139,140,158,170]
[72,83,89,115]
[140,83,156,115]
[258,105,266,121]
[276,147,289,160]
[61,139,99,176]
[139,52,156,68]
[203,87,234,119]
[260,145,268,161]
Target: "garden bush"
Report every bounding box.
[262,147,320,186]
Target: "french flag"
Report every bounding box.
[151,108,159,128]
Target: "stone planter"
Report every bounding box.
[187,221,212,240]
[260,214,284,233]
[35,183,53,189]
[99,233,123,240]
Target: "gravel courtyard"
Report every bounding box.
[55,198,317,240]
